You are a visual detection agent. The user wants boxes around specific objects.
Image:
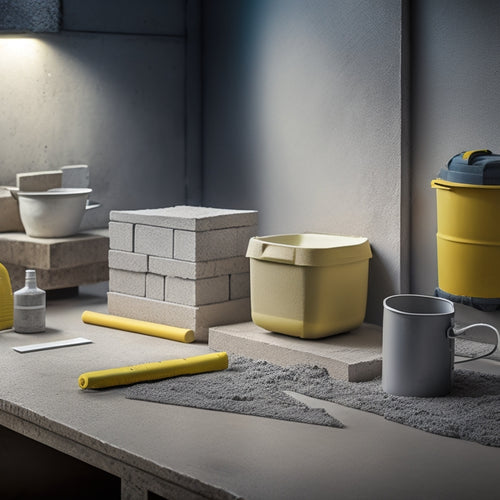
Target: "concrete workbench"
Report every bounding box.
[0,284,499,499]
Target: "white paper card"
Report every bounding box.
[13,337,92,353]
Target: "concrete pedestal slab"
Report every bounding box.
[0,229,109,290]
[208,321,382,382]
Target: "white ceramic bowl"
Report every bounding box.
[16,188,98,238]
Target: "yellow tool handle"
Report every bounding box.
[79,351,228,390]
[81,310,194,343]
[462,149,491,163]
[0,262,13,331]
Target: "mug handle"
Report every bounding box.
[447,323,500,364]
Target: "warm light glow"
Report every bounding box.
[0,36,47,106]
[0,36,42,61]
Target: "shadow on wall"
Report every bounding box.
[367,246,396,324]
[203,0,404,326]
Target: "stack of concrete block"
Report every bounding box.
[107,206,258,341]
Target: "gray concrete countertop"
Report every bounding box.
[0,284,499,499]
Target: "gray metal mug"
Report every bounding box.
[382,294,499,397]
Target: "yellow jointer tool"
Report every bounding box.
[79,351,229,390]
[81,310,195,343]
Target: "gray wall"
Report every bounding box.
[0,0,190,231]
[412,0,500,332]
[203,0,500,332]
[202,0,407,325]
[3,0,500,331]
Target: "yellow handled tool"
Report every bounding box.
[462,149,491,163]
[81,310,194,343]
[79,351,228,389]
[0,263,13,331]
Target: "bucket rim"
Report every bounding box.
[246,233,372,266]
[383,294,454,316]
[431,178,500,189]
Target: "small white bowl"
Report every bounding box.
[16,188,99,238]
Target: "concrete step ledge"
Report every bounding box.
[208,321,382,382]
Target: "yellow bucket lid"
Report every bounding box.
[437,150,500,185]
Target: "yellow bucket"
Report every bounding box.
[246,234,372,338]
[431,178,500,298]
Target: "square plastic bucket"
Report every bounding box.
[246,233,372,339]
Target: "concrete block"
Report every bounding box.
[165,275,229,306]
[109,269,145,297]
[148,255,249,280]
[208,322,383,382]
[146,273,165,301]
[230,272,250,300]
[108,249,147,272]
[110,205,258,231]
[108,291,198,333]
[61,165,90,188]
[107,292,251,341]
[0,189,24,232]
[196,298,252,340]
[16,170,62,191]
[134,224,173,258]
[109,222,134,252]
[0,229,109,269]
[5,261,109,291]
[173,225,257,262]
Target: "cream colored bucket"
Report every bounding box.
[246,233,372,339]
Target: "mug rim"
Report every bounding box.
[383,293,454,316]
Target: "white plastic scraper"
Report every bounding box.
[13,337,92,353]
